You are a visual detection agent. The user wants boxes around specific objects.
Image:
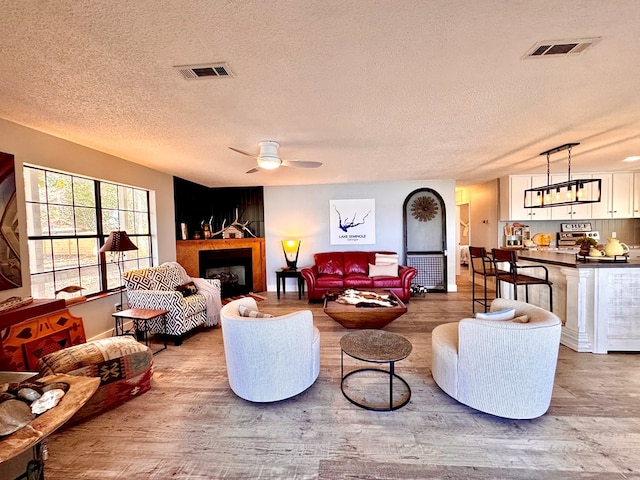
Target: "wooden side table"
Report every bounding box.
[112,308,168,354]
[275,268,305,299]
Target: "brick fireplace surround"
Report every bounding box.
[176,238,267,292]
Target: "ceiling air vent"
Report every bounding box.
[174,62,234,80]
[524,38,601,58]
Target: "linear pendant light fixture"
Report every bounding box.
[524,143,601,208]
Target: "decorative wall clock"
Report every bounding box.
[410,196,438,222]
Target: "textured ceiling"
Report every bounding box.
[1,1,639,187]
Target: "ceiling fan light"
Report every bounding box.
[256,140,282,169]
[257,155,281,169]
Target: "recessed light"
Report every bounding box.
[623,156,640,162]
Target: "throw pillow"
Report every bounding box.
[475,308,516,321]
[511,314,530,323]
[176,281,198,297]
[375,253,399,265]
[238,304,274,318]
[368,263,399,277]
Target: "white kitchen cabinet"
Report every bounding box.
[503,175,552,221]
[549,174,593,220]
[634,172,640,218]
[502,172,635,222]
[507,176,531,220]
[591,173,633,219]
[528,175,552,220]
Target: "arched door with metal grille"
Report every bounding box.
[403,188,447,292]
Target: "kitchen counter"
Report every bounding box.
[493,249,640,354]
[516,249,640,268]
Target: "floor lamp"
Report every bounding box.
[100,230,138,311]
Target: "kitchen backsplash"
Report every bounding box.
[499,218,640,247]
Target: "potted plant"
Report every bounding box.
[575,236,598,256]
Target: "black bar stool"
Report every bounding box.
[469,246,507,313]
[491,248,553,312]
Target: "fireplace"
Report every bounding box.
[199,248,253,298]
[177,238,266,293]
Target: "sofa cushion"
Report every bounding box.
[315,252,344,276]
[343,274,374,288]
[316,274,345,288]
[375,253,399,265]
[368,263,399,277]
[343,251,370,275]
[238,304,273,318]
[367,251,395,265]
[372,277,403,288]
[475,308,516,321]
[176,281,198,297]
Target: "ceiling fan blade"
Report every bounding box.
[229,146,256,158]
[245,167,260,174]
[281,159,323,169]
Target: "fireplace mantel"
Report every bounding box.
[176,238,266,292]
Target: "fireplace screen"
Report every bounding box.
[199,248,253,298]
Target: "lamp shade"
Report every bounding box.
[282,239,301,270]
[99,231,138,253]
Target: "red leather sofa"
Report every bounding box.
[301,251,418,302]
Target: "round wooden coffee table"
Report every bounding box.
[340,329,412,411]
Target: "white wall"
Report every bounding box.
[0,118,176,340]
[461,179,502,250]
[264,179,458,292]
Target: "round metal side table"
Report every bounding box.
[340,329,412,411]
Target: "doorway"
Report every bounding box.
[456,203,470,275]
[403,188,447,292]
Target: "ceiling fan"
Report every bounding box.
[228,141,323,174]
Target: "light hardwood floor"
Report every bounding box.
[45,277,640,479]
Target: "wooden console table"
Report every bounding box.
[0,301,86,371]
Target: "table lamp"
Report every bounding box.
[282,239,301,270]
[100,230,138,310]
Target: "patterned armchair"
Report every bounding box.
[123,263,221,345]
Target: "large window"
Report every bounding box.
[24,166,153,298]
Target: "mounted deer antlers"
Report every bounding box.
[206,209,256,238]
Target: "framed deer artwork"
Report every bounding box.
[329,199,375,245]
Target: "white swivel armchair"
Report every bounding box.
[220,297,320,402]
[431,298,561,419]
